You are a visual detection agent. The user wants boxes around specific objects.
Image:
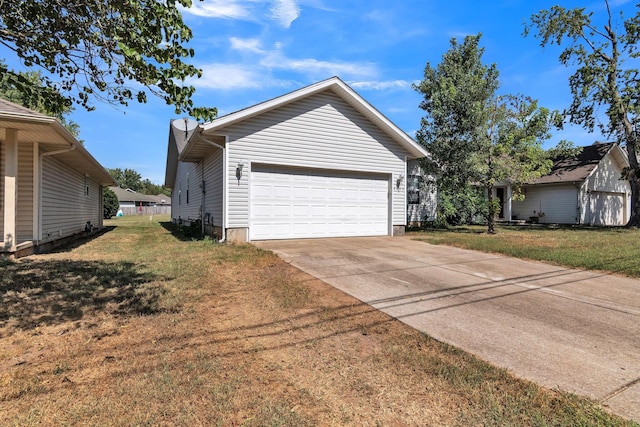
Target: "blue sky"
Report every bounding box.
[9,0,638,184]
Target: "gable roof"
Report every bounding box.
[533,142,623,185]
[109,187,166,204]
[183,76,428,161]
[0,98,115,185]
[164,118,198,186]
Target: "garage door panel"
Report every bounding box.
[590,193,625,226]
[250,166,389,240]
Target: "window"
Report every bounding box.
[84,175,89,196]
[407,174,422,205]
[186,172,190,204]
[178,180,182,205]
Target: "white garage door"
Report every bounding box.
[589,192,626,226]
[250,165,389,240]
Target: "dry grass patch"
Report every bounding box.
[0,215,635,426]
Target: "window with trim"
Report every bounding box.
[186,172,190,204]
[178,180,182,205]
[407,174,422,205]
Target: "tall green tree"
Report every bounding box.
[108,168,142,192]
[0,0,216,121]
[0,61,82,140]
[414,34,555,233]
[140,179,171,196]
[103,187,119,219]
[525,1,640,227]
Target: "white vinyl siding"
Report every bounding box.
[17,143,34,242]
[224,91,407,230]
[0,140,4,239]
[582,150,630,225]
[202,149,223,227]
[41,156,101,242]
[171,160,202,223]
[250,165,389,240]
[588,192,627,226]
[512,185,578,224]
[406,159,437,224]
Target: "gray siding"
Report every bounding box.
[224,91,408,228]
[0,140,4,239]
[41,155,101,242]
[512,185,579,224]
[202,149,223,227]
[171,160,202,223]
[17,143,34,242]
[406,159,437,224]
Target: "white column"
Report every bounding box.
[33,141,40,242]
[3,129,18,251]
[506,186,512,221]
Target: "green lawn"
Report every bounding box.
[411,225,640,277]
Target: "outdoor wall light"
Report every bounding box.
[236,162,245,181]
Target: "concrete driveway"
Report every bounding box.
[254,236,640,423]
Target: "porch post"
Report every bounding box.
[3,129,18,252]
[506,186,512,221]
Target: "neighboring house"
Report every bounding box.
[406,158,437,226]
[108,186,171,215]
[165,77,429,243]
[496,142,630,226]
[1,99,115,257]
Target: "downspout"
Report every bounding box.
[200,136,226,243]
[39,142,75,242]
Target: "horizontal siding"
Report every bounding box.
[584,150,630,194]
[512,185,578,224]
[17,142,33,242]
[171,161,202,223]
[582,150,630,225]
[225,91,407,228]
[406,159,437,223]
[0,140,4,239]
[41,156,101,242]
[203,149,223,227]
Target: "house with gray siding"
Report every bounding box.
[1,99,115,257]
[497,142,630,226]
[165,77,429,243]
[406,158,437,226]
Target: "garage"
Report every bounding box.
[250,165,389,240]
[589,192,627,226]
[166,77,430,243]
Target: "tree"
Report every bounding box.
[414,34,556,233]
[140,179,171,196]
[103,187,119,219]
[525,1,640,227]
[0,0,216,121]
[0,61,82,140]
[108,168,142,192]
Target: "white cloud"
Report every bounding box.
[270,0,300,28]
[350,80,415,90]
[230,37,265,53]
[181,0,250,19]
[187,63,293,90]
[261,51,377,78]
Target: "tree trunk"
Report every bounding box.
[626,154,640,227]
[487,186,496,234]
